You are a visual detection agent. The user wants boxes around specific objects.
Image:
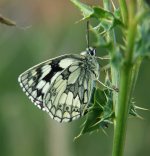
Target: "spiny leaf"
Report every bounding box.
[75,88,113,139]
[75,74,142,139]
[71,0,94,20]
[71,0,123,30]
[92,7,123,31]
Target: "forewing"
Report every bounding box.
[44,62,95,122]
[18,54,82,110]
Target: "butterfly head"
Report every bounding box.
[80,47,96,56]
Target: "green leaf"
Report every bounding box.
[70,1,124,48]
[135,15,150,59]
[75,77,142,139]
[92,7,123,31]
[71,0,94,20]
[75,88,113,139]
[0,14,16,26]
[71,1,123,30]
[92,6,114,19]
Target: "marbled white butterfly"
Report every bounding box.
[18,47,99,122]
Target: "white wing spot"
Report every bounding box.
[32,90,37,98]
[28,79,34,86]
[36,80,46,90]
[66,92,73,106]
[63,112,71,118]
[54,77,63,89]
[37,95,42,101]
[53,80,67,106]
[84,91,88,103]
[37,105,41,109]
[69,65,78,72]
[42,65,51,72]
[68,68,80,84]
[25,84,29,89]
[28,88,32,94]
[72,111,80,117]
[35,101,40,104]
[25,92,29,96]
[72,95,80,108]
[55,110,62,118]
[23,88,26,92]
[42,83,50,94]
[59,58,75,68]
[42,108,46,111]
[84,79,87,89]
[59,93,67,104]
[19,82,23,87]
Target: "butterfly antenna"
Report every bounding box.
[86,20,90,48]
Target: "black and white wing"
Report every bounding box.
[44,62,95,122]
[18,54,82,111]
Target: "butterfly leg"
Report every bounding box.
[96,79,119,92]
[96,55,111,60]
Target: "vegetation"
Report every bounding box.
[71,0,150,156]
[0,0,150,156]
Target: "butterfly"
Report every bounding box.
[18,47,100,122]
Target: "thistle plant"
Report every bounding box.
[1,1,149,155]
[71,0,150,156]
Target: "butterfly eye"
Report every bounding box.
[86,47,96,56]
[89,50,95,56]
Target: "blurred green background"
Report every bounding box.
[0,0,150,156]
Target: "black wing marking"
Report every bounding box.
[18,54,82,110]
[44,62,95,122]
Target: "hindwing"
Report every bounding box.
[44,62,95,122]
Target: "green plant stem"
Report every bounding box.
[112,54,141,156]
[118,0,128,24]
[112,66,132,156]
[112,1,138,156]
